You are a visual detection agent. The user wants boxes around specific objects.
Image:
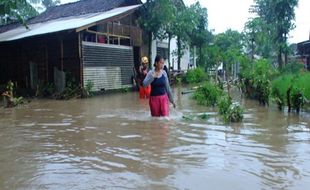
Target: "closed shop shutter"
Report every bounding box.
[82,42,134,91]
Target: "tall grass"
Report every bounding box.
[271,73,310,111]
[294,73,310,100]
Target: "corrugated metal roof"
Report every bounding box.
[0,4,141,42]
[0,0,142,34]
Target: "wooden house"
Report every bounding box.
[0,0,147,92]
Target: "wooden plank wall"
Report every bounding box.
[0,31,80,89]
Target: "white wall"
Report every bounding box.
[151,36,191,71]
[169,37,190,71]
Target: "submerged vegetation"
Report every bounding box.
[1,81,24,108]
[191,79,244,122]
[272,73,310,112]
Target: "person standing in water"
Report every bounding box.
[143,55,176,117]
[139,56,151,98]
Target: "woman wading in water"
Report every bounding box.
[143,55,176,117]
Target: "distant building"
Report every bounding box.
[151,38,191,71]
[297,40,310,71]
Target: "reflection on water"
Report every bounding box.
[0,87,309,190]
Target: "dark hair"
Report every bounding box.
[154,55,163,67]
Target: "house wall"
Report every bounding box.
[150,37,191,71]
[0,31,80,91]
[82,42,134,90]
[169,37,190,71]
[78,12,145,91]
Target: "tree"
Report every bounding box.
[189,2,210,68]
[205,44,222,70]
[212,29,244,77]
[155,0,176,69]
[139,0,175,67]
[0,0,60,25]
[0,0,38,25]
[42,0,60,8]
[171,4,198,70]
[251,0,298,68]
[243,17,276,60]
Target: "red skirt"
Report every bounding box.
[149,94,169,117]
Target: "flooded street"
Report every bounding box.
[0,87,310,190]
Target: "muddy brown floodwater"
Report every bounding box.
[0,87,309,190]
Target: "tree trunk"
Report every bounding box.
[278,48,283,69]
[251,38,254,61]
[148,31,152,68]
[177,36,181,70]
[284,51,288,66]
[284,33,288,66]
[168,33,172,69]
[287,87,291,113]
[199,45,202,67]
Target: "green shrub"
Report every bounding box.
[280,61,304,74]
[2,81,24,107]
[218,95,232,115]
[83,80,94,97]
[217,95,244,122]
[192,81,222,106]
[185,68,208,84]
[291,87,304,113]
[254,76,271,105]
[240,59,276,105]
[121,87,130,93]
[272,74,294,110]
[225,103,244,122]
[271,73,310,112]
[294,73,310,100]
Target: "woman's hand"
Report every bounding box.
[172,102,176,108]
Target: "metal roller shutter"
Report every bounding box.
[82,41,134,91]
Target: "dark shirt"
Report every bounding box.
[143,70,174,103]
[150,74,167,96]
[139,65,148,85]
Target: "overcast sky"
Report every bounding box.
[60,0,310,43]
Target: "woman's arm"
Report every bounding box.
[163,71,175,105]
[143,70,154,87]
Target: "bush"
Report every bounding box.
[272,74,294,110]
[218,95,232,115]
[121,87,130,93]
[2,81,24,107]
[240,59,276,105]
[280,61,304,74]
[82,80,94,97]
[271,73,310,112]
[192,81,222,106]
[254,76,271,105]
[217,95,244,122]
[225,103,244,122]
[191,81,244,122]
[184,68,208,84]
[294,73,310,100]
[291,87,304,113]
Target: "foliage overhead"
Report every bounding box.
[0,0,60,25]
[249,0,299,67]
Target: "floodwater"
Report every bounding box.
[0,87,309,190]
